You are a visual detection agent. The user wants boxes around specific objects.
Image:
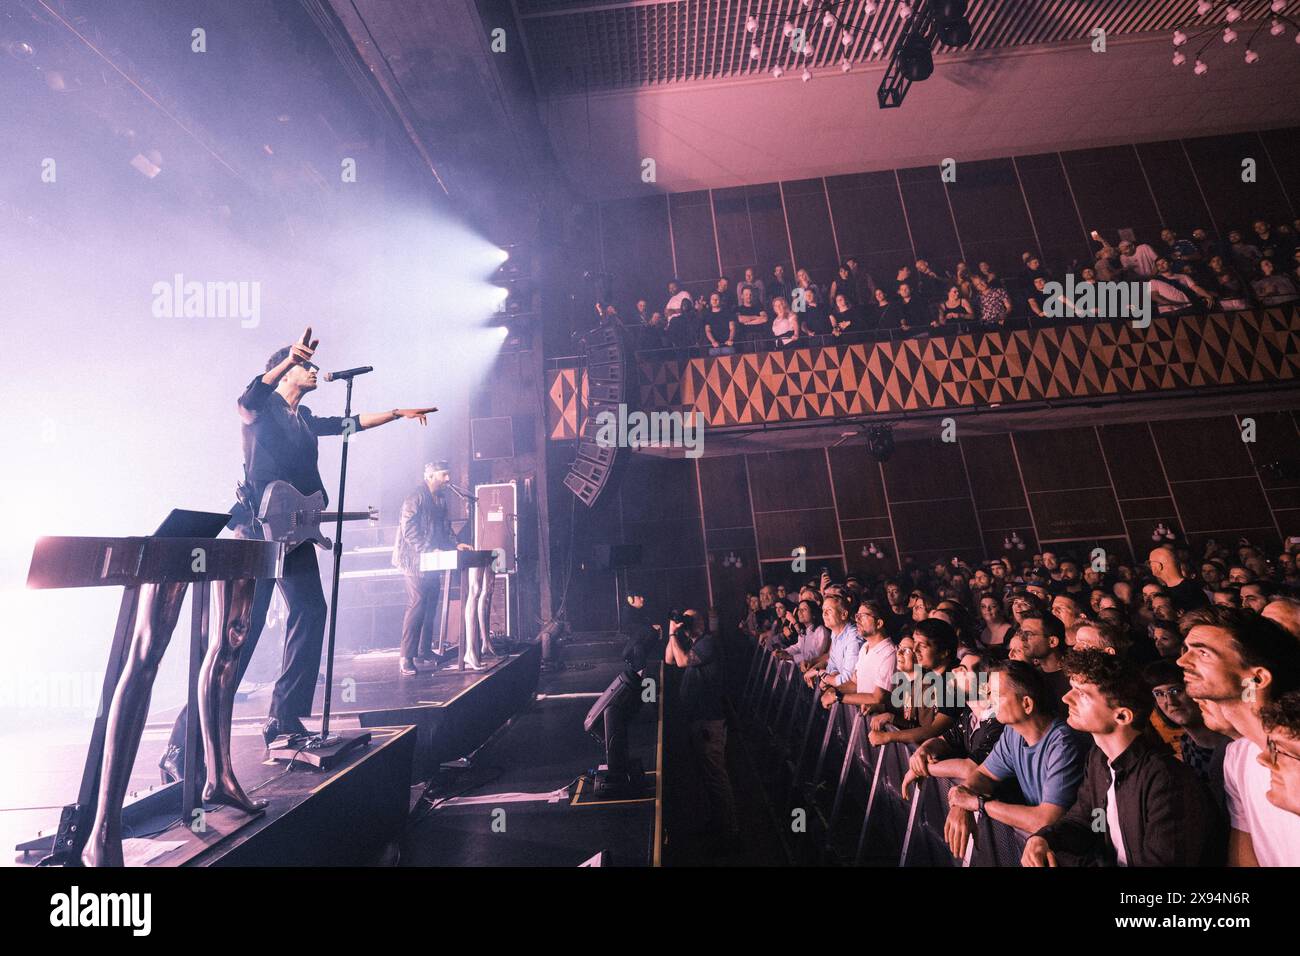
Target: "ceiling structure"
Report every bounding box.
[297,1,1300,205]
[510,0,1300,196]
[515,0,1282,94]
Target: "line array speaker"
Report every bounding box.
[565,326,631,507]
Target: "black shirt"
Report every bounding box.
[767,276,791,307]
[1167,578,1208,613]
[677,632,725,722]
[800,304,833,336]
[1037,731,1224,866]
[238,376,359,508]
[666,312,699,349]
[704,308,735,344]
[394,485,464,572]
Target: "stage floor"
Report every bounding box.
[399,637,661,867]
[4,648,513,866]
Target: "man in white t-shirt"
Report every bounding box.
[1178,605,1300,866]
[822,600,895,713]
[1118,239,1159,279]
[665,279,691,319]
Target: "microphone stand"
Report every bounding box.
[270,374,371,769]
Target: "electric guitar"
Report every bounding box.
[256,480,378,550]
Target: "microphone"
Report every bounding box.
[322,365,374,382]
[448,483,479,502]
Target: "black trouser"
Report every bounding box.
[401,571,442,660]
[165,541,325,752]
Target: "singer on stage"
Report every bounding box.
[159,327,435,778]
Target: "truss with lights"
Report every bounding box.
[739,0,973,106]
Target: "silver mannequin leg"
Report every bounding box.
[83,581,188,867]
[199,577,267,815]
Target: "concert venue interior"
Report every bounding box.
[4,0,1300,892]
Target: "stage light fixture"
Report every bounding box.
[938,18,971,47]
[898,35,934,82]
[934,0,971,46]
[866,425,895,463]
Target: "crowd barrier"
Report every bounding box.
[736,636,1029,867]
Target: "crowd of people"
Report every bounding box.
[737,538,1300,866]
[593,216,1300,353]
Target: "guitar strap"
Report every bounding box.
[227,464,263,537]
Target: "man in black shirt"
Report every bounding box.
[665,609,738,844]
[1025,650,1222,866]
[1018,609,1070,714]
[393,460,471,675]
[703,292,736,350]
[1148,545,1207,614]
[161,328,436,777]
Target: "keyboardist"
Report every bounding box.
[393,460,470,676]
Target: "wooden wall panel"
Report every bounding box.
[783,178,839,291]
[827,445,890,518]
[555,411,1298,629]
[945,158,1038,278]
[712,186,757,276]
[961,434,1026,510]
[754,508,841,562]
[1012,428,1110,492]
[1182,132,1291,233]
[667,189,719,292]
[1098,423,1171,501]
[896,165,962,268]
[746,183,793,273]
[746,449,833,513]
[881,439,970,502]
[825,170,914,288]
[1150,417,1255,482]
[697,454,753,531]
[1060,145,1162,246]
[1135,140,1215,234]
[599,194,674,310]
[1257,126,1300,218]
[1015,152,1090,273]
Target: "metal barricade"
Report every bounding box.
[736,657,1035,867]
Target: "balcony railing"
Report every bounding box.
[545,307,1300,440]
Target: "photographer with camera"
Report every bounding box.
[664,608,740,848]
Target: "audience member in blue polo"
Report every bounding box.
[944,660,1088,857]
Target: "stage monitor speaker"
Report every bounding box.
[471,417,515,461]
[474,482,517,573]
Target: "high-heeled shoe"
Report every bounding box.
[158,744,183,785]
